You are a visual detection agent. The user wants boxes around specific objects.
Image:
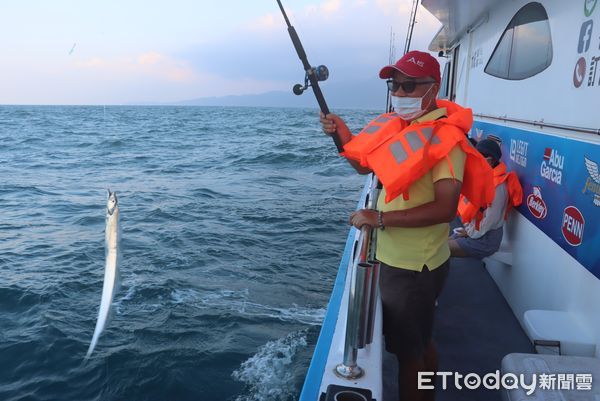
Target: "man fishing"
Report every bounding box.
[319,50,494,401]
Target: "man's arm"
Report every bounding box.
[349,178,462,228]
[320,112,372,175]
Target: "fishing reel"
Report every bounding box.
[292,65,329,95]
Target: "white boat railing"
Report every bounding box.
[336,175,381,379]
[300,174,383,401]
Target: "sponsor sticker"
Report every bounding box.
[509,139,528,168]
[562,206,585,246]
[582,157,600,206]
[540,148,564,184]
[527,186,548,219]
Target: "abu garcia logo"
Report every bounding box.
[583,157,600,206]
[540,148,564,184]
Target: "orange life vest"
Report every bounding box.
[342,100,495,209]
[457,161,523,226]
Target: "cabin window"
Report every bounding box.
[485,2,552,80]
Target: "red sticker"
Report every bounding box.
[561,206,585,246]
[527,193,547,219]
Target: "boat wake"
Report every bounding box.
[170,288,326,326]
[232,330,307,401]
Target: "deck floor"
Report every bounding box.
[382,256,535,401]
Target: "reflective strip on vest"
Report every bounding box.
[404,131,423,153]
[375,115,396,124]
[390,141,408,164]
[363,125,381,134]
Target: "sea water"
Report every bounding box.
[0,105,378,401]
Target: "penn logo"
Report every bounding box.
[527,187,547,219]
[561,206,585,246]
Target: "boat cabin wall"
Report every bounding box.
[440,0,600,356]
[443,0,599,131]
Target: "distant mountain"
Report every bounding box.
[175,78,388,111]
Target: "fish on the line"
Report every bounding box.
[86,190,121,359]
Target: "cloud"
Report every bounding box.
[305,0,342,17]
[246,0,344,33]
[74,52,197,83]
[1,0,444,104]
[374,0,412,15]
[246,13,283,32]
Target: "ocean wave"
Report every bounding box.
[0,105,370,401]
[170,288,325,326]
[232,330,307,401]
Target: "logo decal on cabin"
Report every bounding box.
[588,56,600,86]
[540,148,564,184]
[585,0,598,17]
[583,157,600,206]
[573,58,587,88]
[578,20,594,53]
[527,187,548,219]
[509,139,528,168]
[470,48,483,69]
[561,206,585,246]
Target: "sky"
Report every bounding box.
[0,0,442,105]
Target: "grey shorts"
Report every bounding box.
[451,227,503,259]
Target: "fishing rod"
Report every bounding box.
[275,0,344,153]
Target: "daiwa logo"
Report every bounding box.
[527,187,547,219]
[540,148,564,184]
[509,139,528,167]
[562,206,585,246]
[583,157,600,206]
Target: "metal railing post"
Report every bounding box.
[335,174,381,379]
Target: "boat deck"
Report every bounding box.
[383,256,535,401]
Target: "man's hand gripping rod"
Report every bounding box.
[276,0,344,153]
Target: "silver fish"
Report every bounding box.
[86,190,120,359]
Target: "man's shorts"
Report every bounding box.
[451,226,503,259]
[378,259,450,361]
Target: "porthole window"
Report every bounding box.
[485,2,552,80]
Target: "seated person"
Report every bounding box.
[449,139,522,258]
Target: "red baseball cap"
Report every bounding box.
[379,50,441,83]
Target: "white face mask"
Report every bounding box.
[391,85,434,120]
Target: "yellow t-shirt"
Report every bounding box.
[375,109,466,271]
